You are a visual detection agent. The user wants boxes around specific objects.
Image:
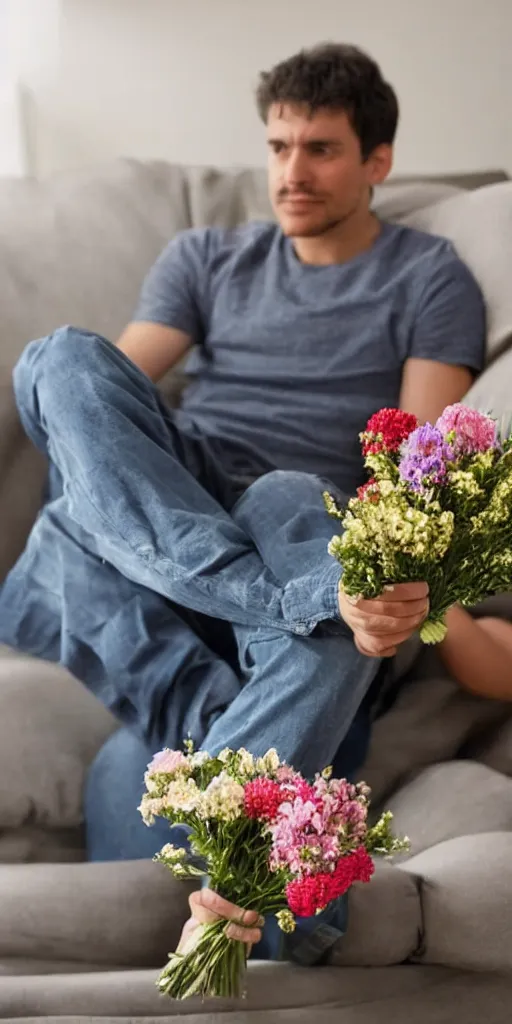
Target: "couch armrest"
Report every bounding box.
[0,859,192,967]
[0,654,118,832]
[400,832,512,972]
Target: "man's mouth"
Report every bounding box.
[279,195,322,207]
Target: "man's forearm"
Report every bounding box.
[440,605,512,701]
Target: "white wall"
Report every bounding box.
[6,0,512,178]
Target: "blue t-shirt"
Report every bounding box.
[134,221,485,495]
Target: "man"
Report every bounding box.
[1,44,484,877]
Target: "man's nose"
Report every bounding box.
[283,148,312,190]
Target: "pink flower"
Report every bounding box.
[146,749,189,776]
[436,404,498,455]
[291,778,318,803]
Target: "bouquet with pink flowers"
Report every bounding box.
[326,404,512,643]
[140,744,407,999]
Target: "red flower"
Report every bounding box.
[244,778,285,821]
[286,848,375,917]
[361,408,418,456]
[356,478,380,502]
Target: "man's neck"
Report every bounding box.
[292,212,382,267]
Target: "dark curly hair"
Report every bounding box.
[256,43,399,161]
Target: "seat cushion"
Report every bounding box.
[0,963,503,1022]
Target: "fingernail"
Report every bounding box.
[257,915,265,927]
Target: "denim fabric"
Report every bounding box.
[12,328,341,635]
[3,327,380,770]
[1,327,385,961]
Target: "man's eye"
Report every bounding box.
[269,142,287,155]
[309,144,329,155]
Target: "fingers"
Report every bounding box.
[354,627,419,658]
[190,889,261,926]
[351,596,429,620]
[188,889,263,946]
[225,922,262,944]
[379,582,429,602]
[349,607,428,637]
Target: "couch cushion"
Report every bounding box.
[0,824,84,864]
[328,859,421,966]
[373,181,464,221]
[0,160,192,372]
[385,761,512,857]
[361,647,510,807]
[463,717,512,779]
[402,833,512,972]
[0,388,47,581]
[0,654,117,830]
[0,963,495,1021]
[0,855,420,972]
[464,345,512,428]
[403,183,512,358]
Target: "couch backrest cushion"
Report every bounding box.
[402,183,512,359]
[0,160,191,373]
[464,345,512,427]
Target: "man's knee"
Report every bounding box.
[234,469,325,518]
[17,327,111,390]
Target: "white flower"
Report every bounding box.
[217,747,234,763]
[159,844,188,862]
[143,771,160,796]
[190,750,211,768]
[197,771,245,821]
[163,777,201,813]
[237,748,256,777]
[138,794,165,826]
[256,748,280,776]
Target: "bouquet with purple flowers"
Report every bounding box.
[326,404,512,643]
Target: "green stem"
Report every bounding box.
[419,617,448,644]
[157,919,250,1000]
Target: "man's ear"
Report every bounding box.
[366,144,393,187]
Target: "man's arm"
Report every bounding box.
[400,358,473,424]
[117,231,206,382]
[117,322,191,383]
[400,252,485,423]
[439,605,512,701]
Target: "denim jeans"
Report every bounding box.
[1,328,383,959]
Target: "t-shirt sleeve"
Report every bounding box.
[409,253,486,375]
[132,230,206,342]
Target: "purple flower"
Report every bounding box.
[399,424,452,492]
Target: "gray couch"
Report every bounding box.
[1,160,512,1023]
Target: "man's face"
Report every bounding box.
[266,103,392,237]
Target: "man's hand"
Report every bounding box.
[339,581,429,658]
[177,888,263,954]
